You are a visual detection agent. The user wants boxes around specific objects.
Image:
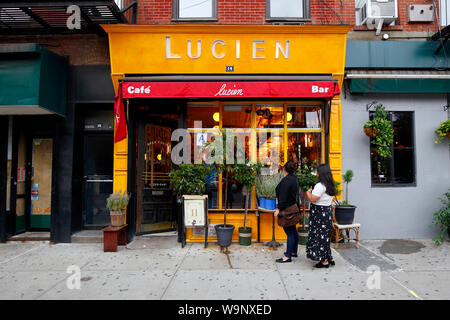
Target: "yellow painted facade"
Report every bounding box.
[102,24,350,242]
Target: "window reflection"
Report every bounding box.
[187,105,219,129]
[369,111,415,186]
[189,131,219,208]
[287,105,322,128]
[182,101,325,208]
[287,132,321,164]
[144,125,172,189]
[255,105,283,128]
[222,105,252,128]
[257,131,284,171]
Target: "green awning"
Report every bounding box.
[346,40,450,69]
[349,78,450,93]
[346,40,450,94]
[0,43,67,116]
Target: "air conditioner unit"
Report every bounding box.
[356,0,398,33]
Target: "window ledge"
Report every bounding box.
[371,184,417,188]
[171,18,218,23]
[265,18,311,23]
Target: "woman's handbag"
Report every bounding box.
[277,203,301,227]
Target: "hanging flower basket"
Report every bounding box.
[363,127,379,138]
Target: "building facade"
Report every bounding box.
[342,0,450,238]
[0,0,448,243]
[0,1,129,243]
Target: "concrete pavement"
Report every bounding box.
[0,237,448,300]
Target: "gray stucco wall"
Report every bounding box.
[341,93,450,239]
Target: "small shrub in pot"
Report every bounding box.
[106,190,130,227]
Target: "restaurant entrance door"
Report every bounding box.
[136,108,179,234]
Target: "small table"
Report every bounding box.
[258,207,282,249]
[332,222,360,249]
[102,224,128,252]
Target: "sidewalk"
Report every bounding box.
[0,237,448,300]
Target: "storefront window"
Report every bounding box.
[287,132,321,164]
[189,131,219,208]
[187,104,219,129]
[257,131,284,170]
[222,105,252,128]
[223,177,253,209]
[184,101,324,209]
[255,104,284,128]
[287,105,322,128]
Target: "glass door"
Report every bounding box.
[30,138,53,229]
[136,123,176,234]
[12,131,28,233]
[82,134,113,227]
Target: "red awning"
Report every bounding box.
[121,81,340,99]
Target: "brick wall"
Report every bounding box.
[136,0,442,32]
[0,34,109,66]
[354,0,441,33]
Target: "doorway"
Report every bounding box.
[135,106,179,234]
[6,118,54,236]
[80,108,114,229]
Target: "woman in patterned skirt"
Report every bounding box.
[305,164,336,268]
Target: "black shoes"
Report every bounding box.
[276,257,292,263]
[314,261,330,268]
[328,259,336,266]
[291,253,298,258]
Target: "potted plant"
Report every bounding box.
[434,119,450,146]
[334,170,356,225]
[255,172,283,210]
[106,190,130,227]
[230,161,262,246]
[169,163,213,243]
[202,129,238,248]
[296,158,318,245]
[168,163,213,196]
[363,104,394,158]
[430,189,450,245]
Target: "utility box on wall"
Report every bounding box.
[407,4,435,23]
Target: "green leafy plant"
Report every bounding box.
[364,104,394,158]
[230,161,262,228]
[430,190,450,245]
[255,171,284,200]
[341,169,354,206]
[295,158,318,228]
[202,129,250,226]
[332,180,342,206]
[296,158,318,192]
[168,164,213,196]
[434,119,450,146]
[106,190,130,211]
